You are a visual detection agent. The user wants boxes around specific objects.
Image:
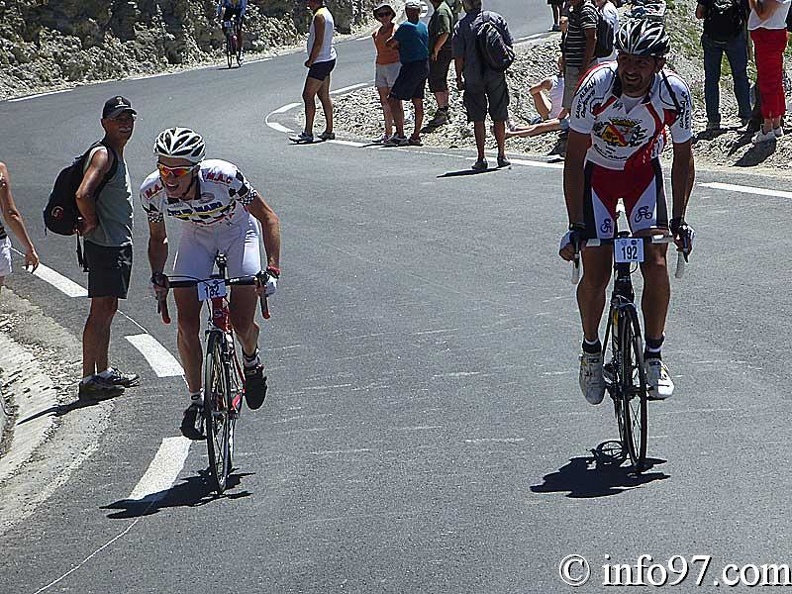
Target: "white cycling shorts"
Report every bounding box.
[172,215,261,281]
[0,237,12,277]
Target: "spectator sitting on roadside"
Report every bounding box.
[372,2,400,143]
[505,58,570,139]
[0,162,39,291]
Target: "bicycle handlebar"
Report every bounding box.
[156,273,271,322]
[571,234,687,283]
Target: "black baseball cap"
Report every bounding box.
[102,96,137,119]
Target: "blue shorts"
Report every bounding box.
[389,60,429,101]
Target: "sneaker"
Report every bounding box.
[471,158,488,171]
[407,135,422,146]
[579,352,605,405]
[373,133,391,144]
[180,401,205,440]
[102,367,140,387]
[78,376,124,401]
[427,110,449,127]
[645,358,674,400]
[752,128,776,145]
[774,126,784,138]
[384,134,408,147]
[705,121,720,131]
[244,364,268,410]
[318,130,335,141]
[289,132,314,144]
[497,155,511,168]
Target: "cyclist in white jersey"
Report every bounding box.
[141,127,281,439]
[558,19,695,406]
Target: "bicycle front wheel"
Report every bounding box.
[204,331,232,494]
[619,307,648,470]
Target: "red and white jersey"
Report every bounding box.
[140,159,257,227]
[569,63,693,171]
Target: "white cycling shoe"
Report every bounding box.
[579,352,606,405]
[645,358,674,400]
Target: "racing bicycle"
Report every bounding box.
[158,253,270,494]
[222,18,243,68]
[572,210,687,472]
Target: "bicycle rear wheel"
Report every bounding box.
[619,307,648,470]
[204,331,232,493]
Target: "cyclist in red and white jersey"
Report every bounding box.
[141,127,281,439]
[559,19,695,406]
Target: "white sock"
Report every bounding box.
[243,349,260,369]
[98,368,113,379]
[81,375,95,384]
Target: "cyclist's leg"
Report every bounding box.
[174,288,203,393]
[229,285,259,355]
[173,227,215,394]
[578,163,616,343]
[226,220,261,358]
[625,159,670,343]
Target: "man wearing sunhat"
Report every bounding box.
[385,0,430,146]
[75,96,140,400]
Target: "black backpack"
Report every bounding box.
[703,0,744,42]
[476,12,514,72]
[43,141,117,236]
[594,9,615,58]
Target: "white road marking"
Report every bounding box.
[330,139,366,147]
[330,82,369,94]
[125,334,184,377]
[698,181,792,199]
[32,263,88,297]
[508,157,565,169]
[8,89,71,102]
[127,437,192,501]
[270,101,301,114]
[267,121,294,133]
[464,437,525,444]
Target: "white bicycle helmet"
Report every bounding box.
[615,18,670,58]
[153,127,206,163]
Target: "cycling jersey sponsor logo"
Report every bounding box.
[205,171,234,184]
[595,118,648,148]
[145,183,162,199]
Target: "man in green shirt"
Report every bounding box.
[426,0,456,127]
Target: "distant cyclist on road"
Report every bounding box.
[140,127,281,439]
[558,19,695,405]
[217,0,247,53]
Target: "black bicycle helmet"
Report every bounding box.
[614,18,670,58]
[153,127,206,163]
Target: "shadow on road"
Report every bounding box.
[437,168,500,178]
[17,394,119,425]
[102,469,254,519]
[530,447,669,499]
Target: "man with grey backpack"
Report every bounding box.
[452,0,513,170]
[696,0,752,130]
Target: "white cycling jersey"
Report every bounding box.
[140,159,257,227]
[140,159,262,279]
[570,63,693,171]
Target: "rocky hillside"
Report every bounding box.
[0,0,376,100]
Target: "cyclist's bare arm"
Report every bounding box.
[560,130,592,261]
[670,139,694,220]
[245,196,281,270]
[75,149,112,235]
[147,219,169,276]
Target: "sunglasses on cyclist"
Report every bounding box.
[157,163,197,178]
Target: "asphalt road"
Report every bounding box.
[2,4,792,593]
